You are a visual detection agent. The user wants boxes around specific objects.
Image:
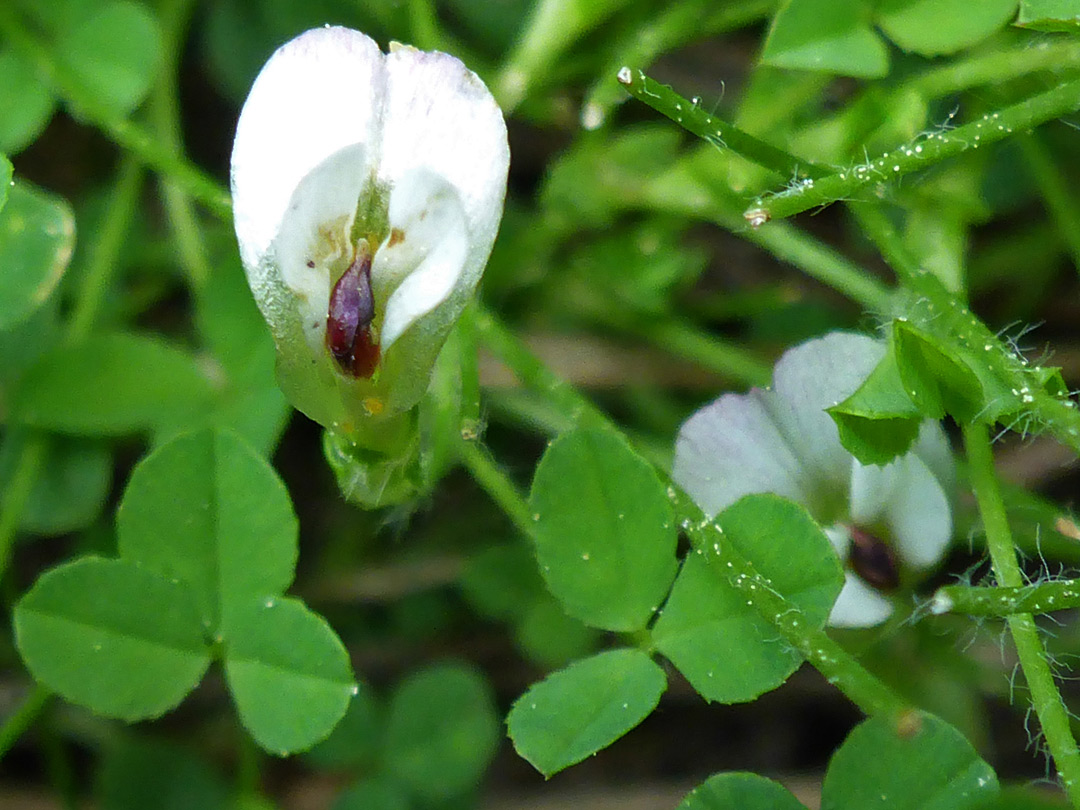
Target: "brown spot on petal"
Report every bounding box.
[388,227,405,247]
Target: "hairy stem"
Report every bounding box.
[746,78,1080,223]
[963,422,1080,806]
[618,67,830,179]
[932,580,1080,617]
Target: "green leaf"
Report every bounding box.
[304,682,381,770]
[14,557,210,720]
[56,1,163,116]
[762,0,889,78]
[1,438,111,535]
[508,648,666,777]
[331,777,412,810]
[0,50,56,155]
[821,712,998,809]
[195,263,290,455]
[1017,0,1080,30]
[893,319,984,423]
[528,427,678,632]
[117,429,297,632]
[224,596,354,756]
[829,350,922,465]
[383,662,499,799]
[676,772,806,810]
[653,494,843,703]
[877,0,1017,55]
[97,737,229,810]
[0,299,58,396]
[13,332,215,436]
[460,543,544,622]
[514,594,600,669]
[0,182,75,331]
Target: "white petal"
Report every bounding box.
[376,169,468,349]
[849,459,897,526]
[885,454,952,569]
[232,27,383,276]
[673,390,809,518]
[828,572,895,628]
[767,332,885,491]
[824,524,853,558]
[912,420,956,495]
[379,45,509,299]
[272,142,369,351]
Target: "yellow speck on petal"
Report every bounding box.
[363,397,384,415]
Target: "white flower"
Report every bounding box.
[673,332,954,628]
[231,26,509,435]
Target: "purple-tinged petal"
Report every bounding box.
[767,332,885,495]
[673,390,809,518]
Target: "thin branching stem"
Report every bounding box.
[743,78,1080,223]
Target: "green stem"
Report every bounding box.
[151,0,212,291]
[406,0,442,51]
[963,421,1080,806]
[457,307,483,431]
[457,439,535,538]
[67,157,143,340]
[1017,134,1080,277]
[906,38,1080,100]
[743,220,895,314]
[747,78,1080,224]
[630,317,771,387]
[582,0,775,126]
[638,153,894,312]
[0,433,46,580]
[846,203,924,288]
[494,0,632,111]
[932,580,1080,617]
[618,67,830,179]
[473,304,612,432]
[473,305,911,719]
[674,494,909,719]
[0,684,51,761]
[0,3,231,220]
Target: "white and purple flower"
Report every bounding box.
[674,332,955,627]
[231,26,509,438]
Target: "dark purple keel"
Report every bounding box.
[847,525,901,592]
[327,246,380,378]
